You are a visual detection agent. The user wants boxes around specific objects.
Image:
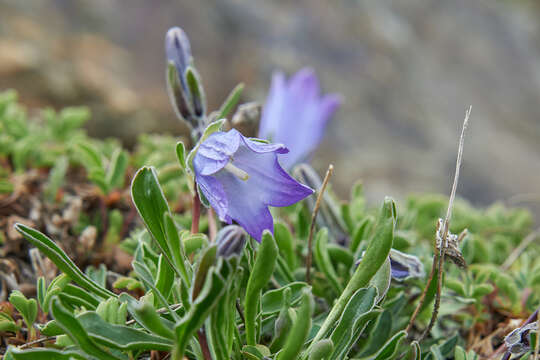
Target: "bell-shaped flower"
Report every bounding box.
[259,68,341,170]
[193,129,313,241]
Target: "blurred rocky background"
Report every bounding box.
[1,0,540,218]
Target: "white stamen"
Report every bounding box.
[224,162,249,181]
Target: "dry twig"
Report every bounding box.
[305,164,334,284]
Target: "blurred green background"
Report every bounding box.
[1,0,540,218]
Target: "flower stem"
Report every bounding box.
[190,184,211,360]
[208,208,217,242]
[191,185,201,234]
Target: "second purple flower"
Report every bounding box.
[259,68,341,170]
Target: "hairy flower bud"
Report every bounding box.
[165,27,207,139]
[216,225,247,258]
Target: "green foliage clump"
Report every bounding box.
[0,91,538,360]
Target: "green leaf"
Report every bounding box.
[368,258,391,303]
[62,284,100,308]
[356,308,392,357]
[314,227,343,295]
[131,167,175,266]
[37,320,64,336]
[8,347,87,360]
[329,287,379,359]
[43,156,68,202]
[0,312,20,333]
[191,245,218,300]
[276,289,314,360]
[175,141,187,170]
[155,254,175,300]
[370,330,407,360]
[14,224,115,299]
[164,213,190,284]
[96,298,127,325]
[77,311,173,351]
[51,297,126,360]
[174,269,226,357]
[218,83,244,119]
[308,339,334,360]
[132,261,180,322]
[306,198,395,354]
[245,231,278,345]
[262,282,308,315]
[106,148,128,190]
[9,290,38,329]
[446,278,467,297]
[36,276,46,310]
[350,217,373,254]
[184,232,208,255]
[274,222,296,270]
[472,283,494,299]
[121,293,175,339]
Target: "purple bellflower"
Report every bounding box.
[259,68,341,170]
[193,129,313,241]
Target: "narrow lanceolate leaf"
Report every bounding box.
[106,148,128,190]
[155,254,175,300]
[132,261,180,322]
[276,289,314,360]
[120,293,175,340]
[9,290,37,328]
[371,330,407,360]
[77,311,173,351]
[175,141,187,170]
[8,347,87,360]
[262,282,308,316]
[314,227,343,295]
[131,167,175,266]
[274,222,296,269]
[244,231,279,345]
[164,213,190,284]
[175,269,226,357]
[51,297,125,360]
[328,287,379,359]
[308,339,334,360]
[305,198,395,357]
[14,224,115,299]
[218,82,244,119]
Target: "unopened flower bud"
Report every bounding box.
[357,248,425,281]
[505,322,538,356]
[293,163,349,245]
[165,27,207,139]
[216,225,247,258]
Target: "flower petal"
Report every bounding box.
[234,139,313,207]
[259,68,341,170]
[259,71,286,140]
[193,129,241,175]
[196,174,231,223]
[212,169,274,241]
